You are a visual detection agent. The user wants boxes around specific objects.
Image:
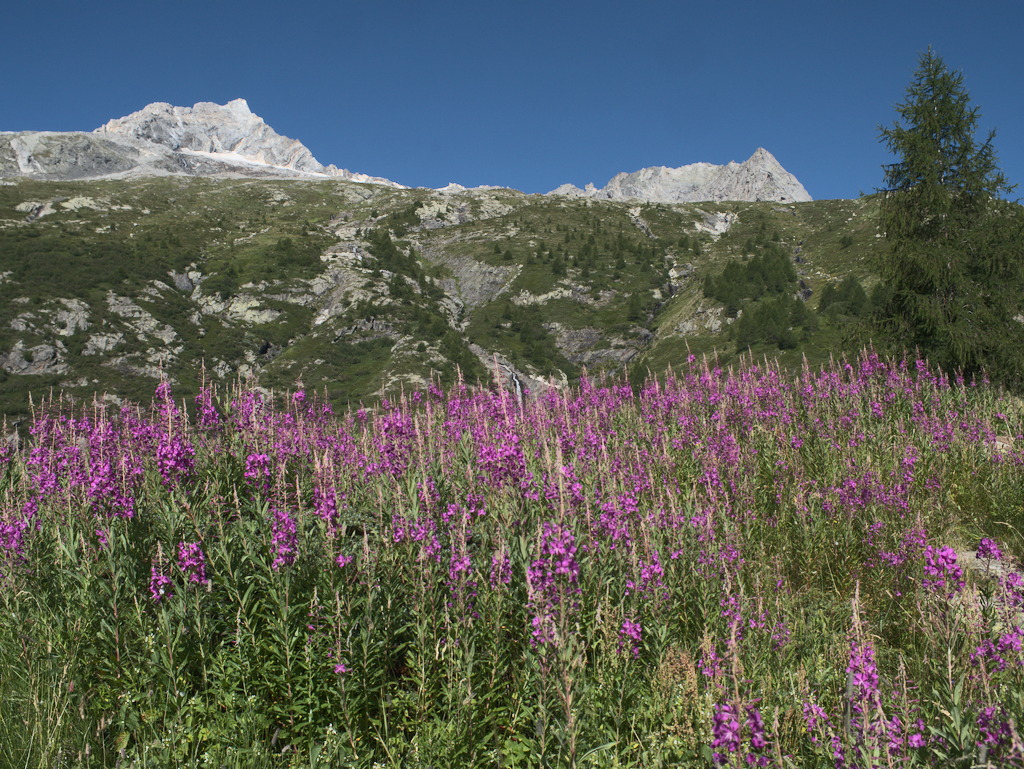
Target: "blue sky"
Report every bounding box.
[4,1,1022,200]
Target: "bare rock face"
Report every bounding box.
[0,131,162,180]
[96,99,328,174]
[0,342,69,376]
[1,100,402,186]
[550,148,811,203]
[436,256,519,308]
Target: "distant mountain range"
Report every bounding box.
[1,100,811,203]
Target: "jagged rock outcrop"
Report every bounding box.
[436,256,519,308]
[1,100,402,186]
[0,131,169,180]
[0,342,69,376]
[549,148,811,203]
[96,99,327,173]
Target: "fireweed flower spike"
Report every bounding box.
[618,618,642,658]
[526,522,581,648]
[177,542,210,586]
[922,545,964,595]
[711,702,741,764]
[244,453,272,492]
[710,699,772,767]
[149,563,173,602]
[194,386,221,430]
[976,538,1003,562]
[270,508,297,570]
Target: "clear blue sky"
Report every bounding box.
[4,1,1022,201]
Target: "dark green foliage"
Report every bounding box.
[627,292,645,321]
[818,276,871,318]
[379,201,422,236]
[875,48,1024,387]
[0,223,189,299]
[438,330,484,384]
[330,336,393,366]
[365,228,421,278]
[734,295,814,351]
[467,300,576,378]
[703,245,797,317]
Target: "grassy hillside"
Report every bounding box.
[0,177,889,422]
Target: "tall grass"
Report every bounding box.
[1,352,1023,767]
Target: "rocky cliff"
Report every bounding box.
[549,148,812,203]
[1,100,402,186]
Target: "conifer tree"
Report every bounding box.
[875,48,1024,386]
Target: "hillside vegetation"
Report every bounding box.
[0,176,895,422]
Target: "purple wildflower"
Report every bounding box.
[313,485,338,523]
[489,549,512,589]
[710,702,741,764]
[802,700,829,740]
[847,639,880,707]
[618,618,642,658]
[176,541,210,586]
[977,538,1003,561]
[194,386,221,429]
[923,545,964,594]
[154,381,175,416]
[977,706,1011,752]
[746,704,770,758]
[149,564,173,602]
[270,508,297,570]
[156,436,195,486]
[244,453,272,490]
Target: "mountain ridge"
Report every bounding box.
[549,148,812,203]
[1,100,402,187]
[2,100,812,203]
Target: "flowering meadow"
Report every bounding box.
[2,353,1024,768]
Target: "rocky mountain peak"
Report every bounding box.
[549,148,812,203]
[94,99,327,175]
[224,98,253,114]
[0,100,403,186]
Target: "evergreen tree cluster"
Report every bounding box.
[366,228,422,277]
[490,302,572,372]
[702,245,797,317]
[818,276,874,318]
[701,240,822,351]
[733,295,816,351]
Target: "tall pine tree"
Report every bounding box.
[875,48,1024,387]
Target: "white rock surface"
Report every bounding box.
[1,100,403,186]
[550,148,811,204]
[95,99,402,185]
